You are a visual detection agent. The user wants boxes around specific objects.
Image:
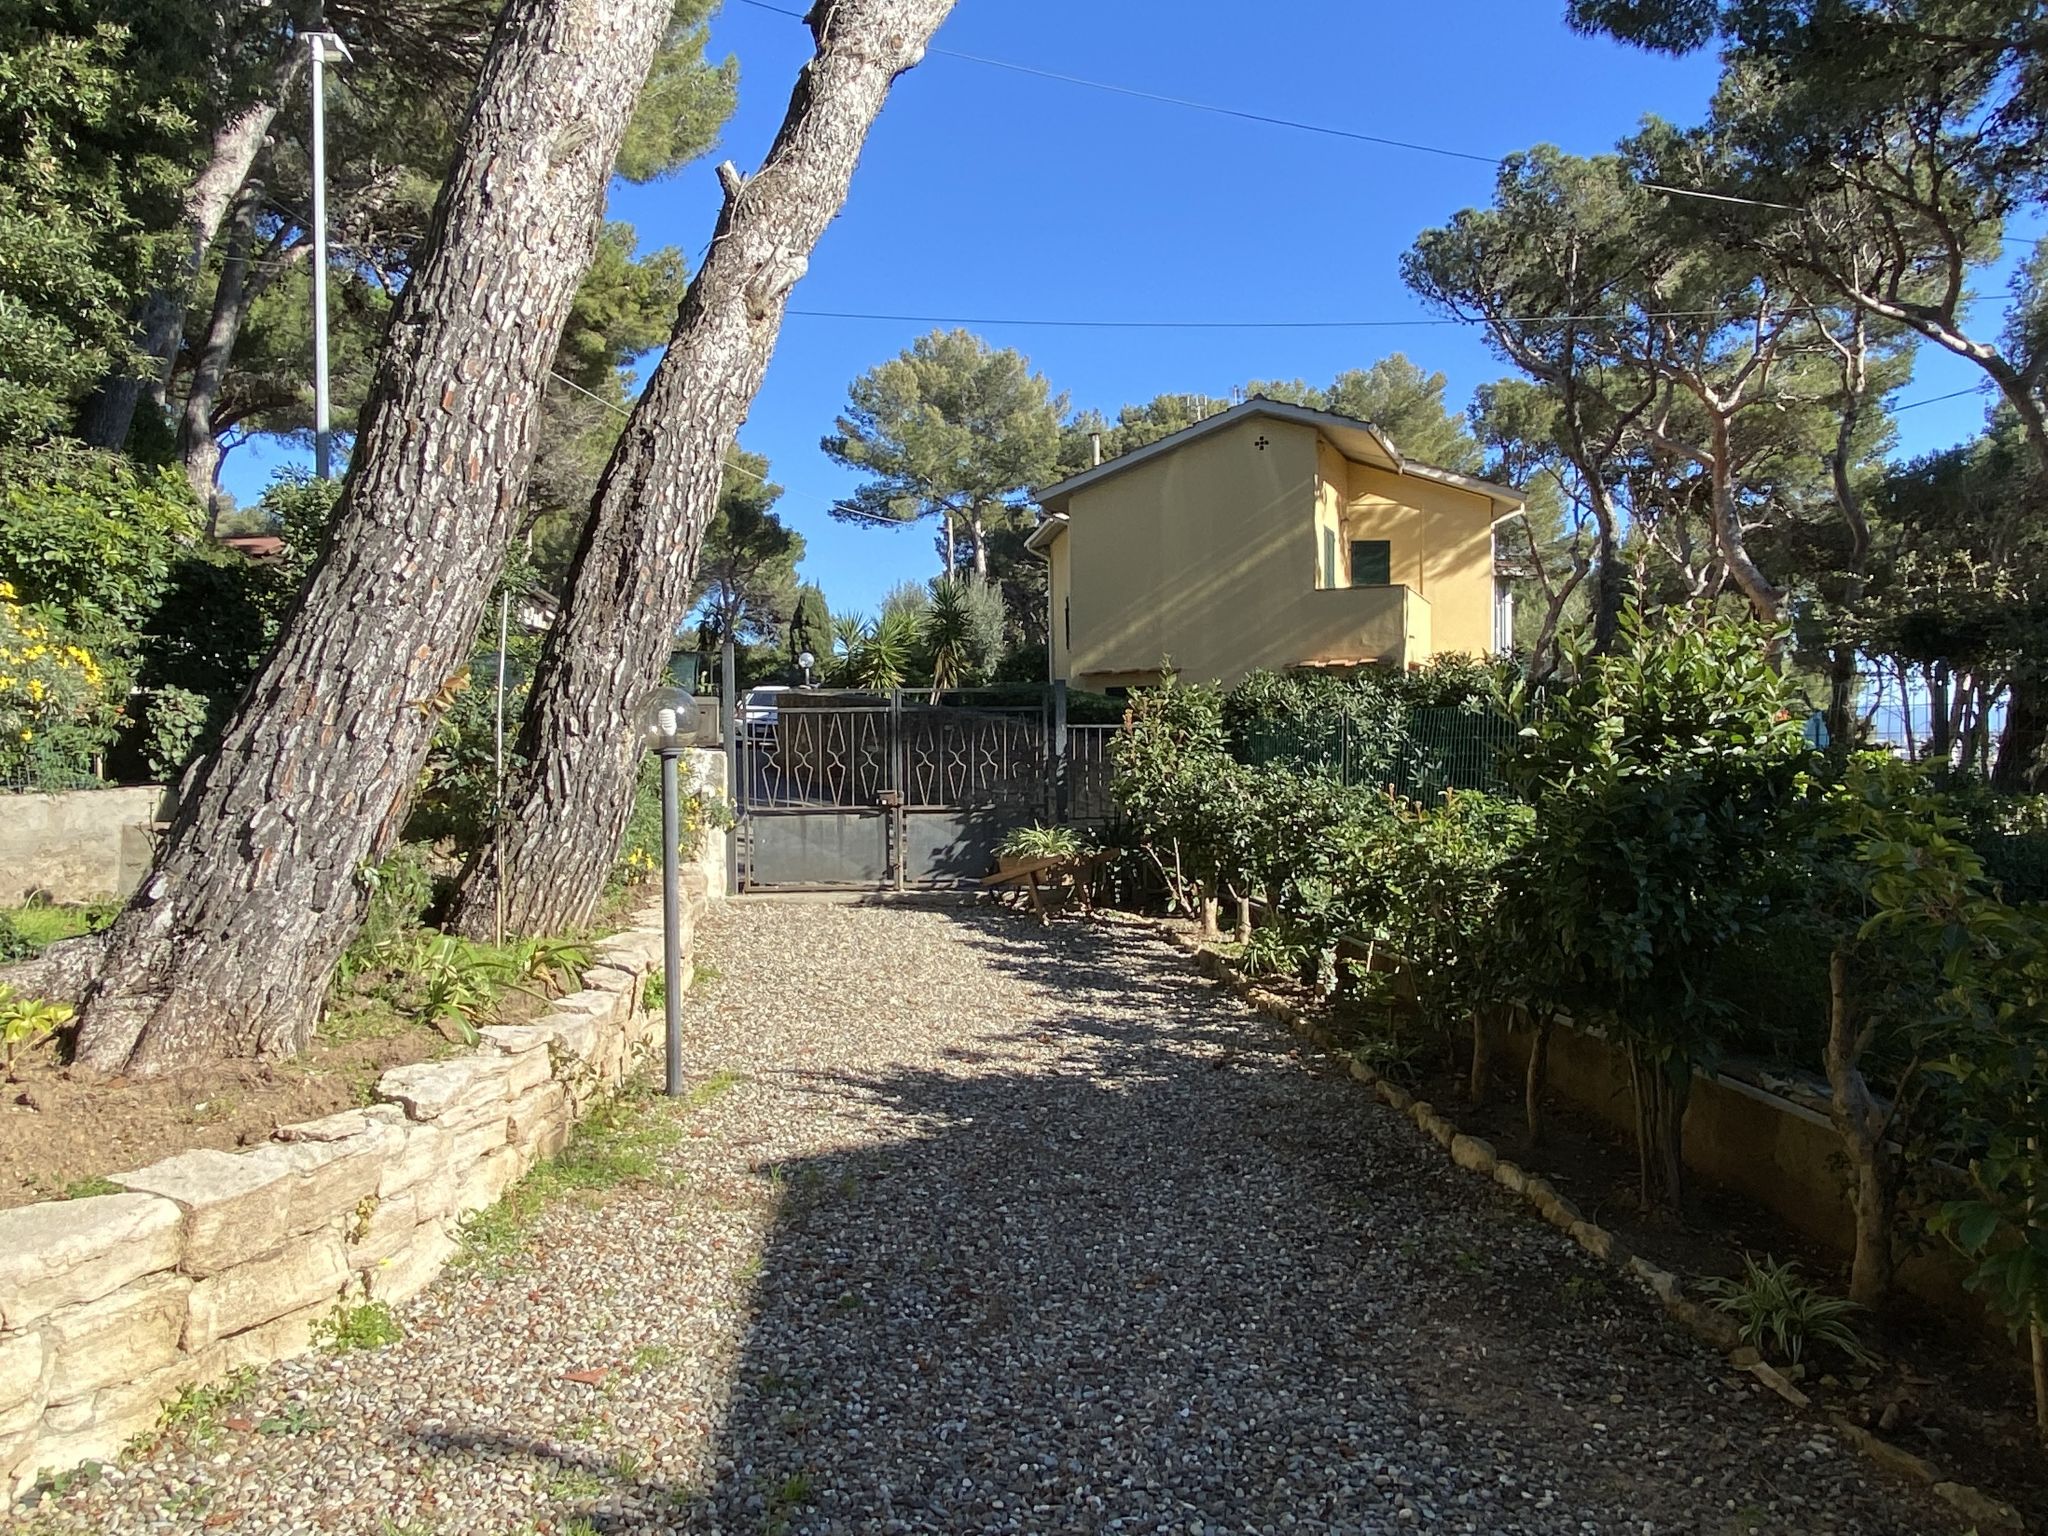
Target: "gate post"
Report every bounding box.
[888,686,905,891]
[720,635,738,896]
[1052,679,1069,823]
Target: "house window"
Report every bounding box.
[1350,539,1391,587]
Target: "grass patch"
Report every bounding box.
[628,1344,674,1373]
[764,1470,814,1535]
[545,1467,606,1500]
[60,1175,121,1199]
[313,1300,404,1354]
[685,1068,744,1108]
[0,900,114,963]
[452,1077,682,1274]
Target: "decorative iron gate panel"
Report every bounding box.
[730,689,1058,892]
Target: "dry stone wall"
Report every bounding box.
[0,871,711,1495]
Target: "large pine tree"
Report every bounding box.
[451,0,960,939]
[74,0,676,1074]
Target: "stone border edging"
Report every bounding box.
[1160,923,2026,1536]
[0,872,710,1498]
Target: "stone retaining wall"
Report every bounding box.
[0,785,169,906]
[0,872,709,1495]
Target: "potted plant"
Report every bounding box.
[994,823,1083,876]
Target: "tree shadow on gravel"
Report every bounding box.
[406,909,1944,1536]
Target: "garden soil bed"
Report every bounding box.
[1233,958,2048,1531]
[0,989,551,1212]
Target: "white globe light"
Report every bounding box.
[637,686,692,749]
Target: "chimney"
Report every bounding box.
[1089,431,1102,467]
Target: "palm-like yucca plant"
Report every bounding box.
[1700,1254,1874,1365]
[847,607,918,691]
[923,574,1005,699]
[828,611,869,684]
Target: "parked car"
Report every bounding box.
[740,685,791,741]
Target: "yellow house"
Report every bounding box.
[1027,397,1524,693]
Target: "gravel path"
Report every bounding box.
[14,900,1945,1535]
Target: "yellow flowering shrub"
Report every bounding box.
[0,581,111,781]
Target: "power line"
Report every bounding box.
[729,0,1789,209]
[783,305,1749,330]
[1890,381,1997,412]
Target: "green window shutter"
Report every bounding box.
[1350,539,1391,586]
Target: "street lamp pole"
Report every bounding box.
[307,30,353,480]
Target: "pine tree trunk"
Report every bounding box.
[72,0,674,1076]
[78,92,285,449]
[451,0,956,940]
[1707,407,1783,624]
[1994,675,2047,792]
[181,184,265,523]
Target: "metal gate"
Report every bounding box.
[729,687,1059,892]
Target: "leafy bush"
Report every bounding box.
[1225,921,1309,980]
[0,453,199,640]
[344,844,440,973]
[1701,1254,1872,1365]
[613,757,733,890]
[1224,657,1515,797]
[406,628,540,849]
[1497,609,1817,1210]
[138,684,210,782]
[0,579,113,779]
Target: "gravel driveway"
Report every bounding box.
[15,900,1944,1535]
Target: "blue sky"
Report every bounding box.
[230,0,2017,616]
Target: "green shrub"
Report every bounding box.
[1497,608,1817,1211]
[313,1300,403,1354]
[343,844,439,973]
[1701,1254,1872,1365]
[613,758,731,889]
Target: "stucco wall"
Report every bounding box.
[0,787,168,906]
[1049,417,1500,690]
[1047,530,1072,683]
[1341,462,1496,657]
[1064,417,1324,689]
[0,876,708,1494]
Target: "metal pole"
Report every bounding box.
[491,588,510,944]
[309,33,337,480]
[659,748,683,1097]
[720,634,738,897]
[1052,678,1069,823]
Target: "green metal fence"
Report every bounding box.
[1237,704,1523,801]
[1,744,104,794]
